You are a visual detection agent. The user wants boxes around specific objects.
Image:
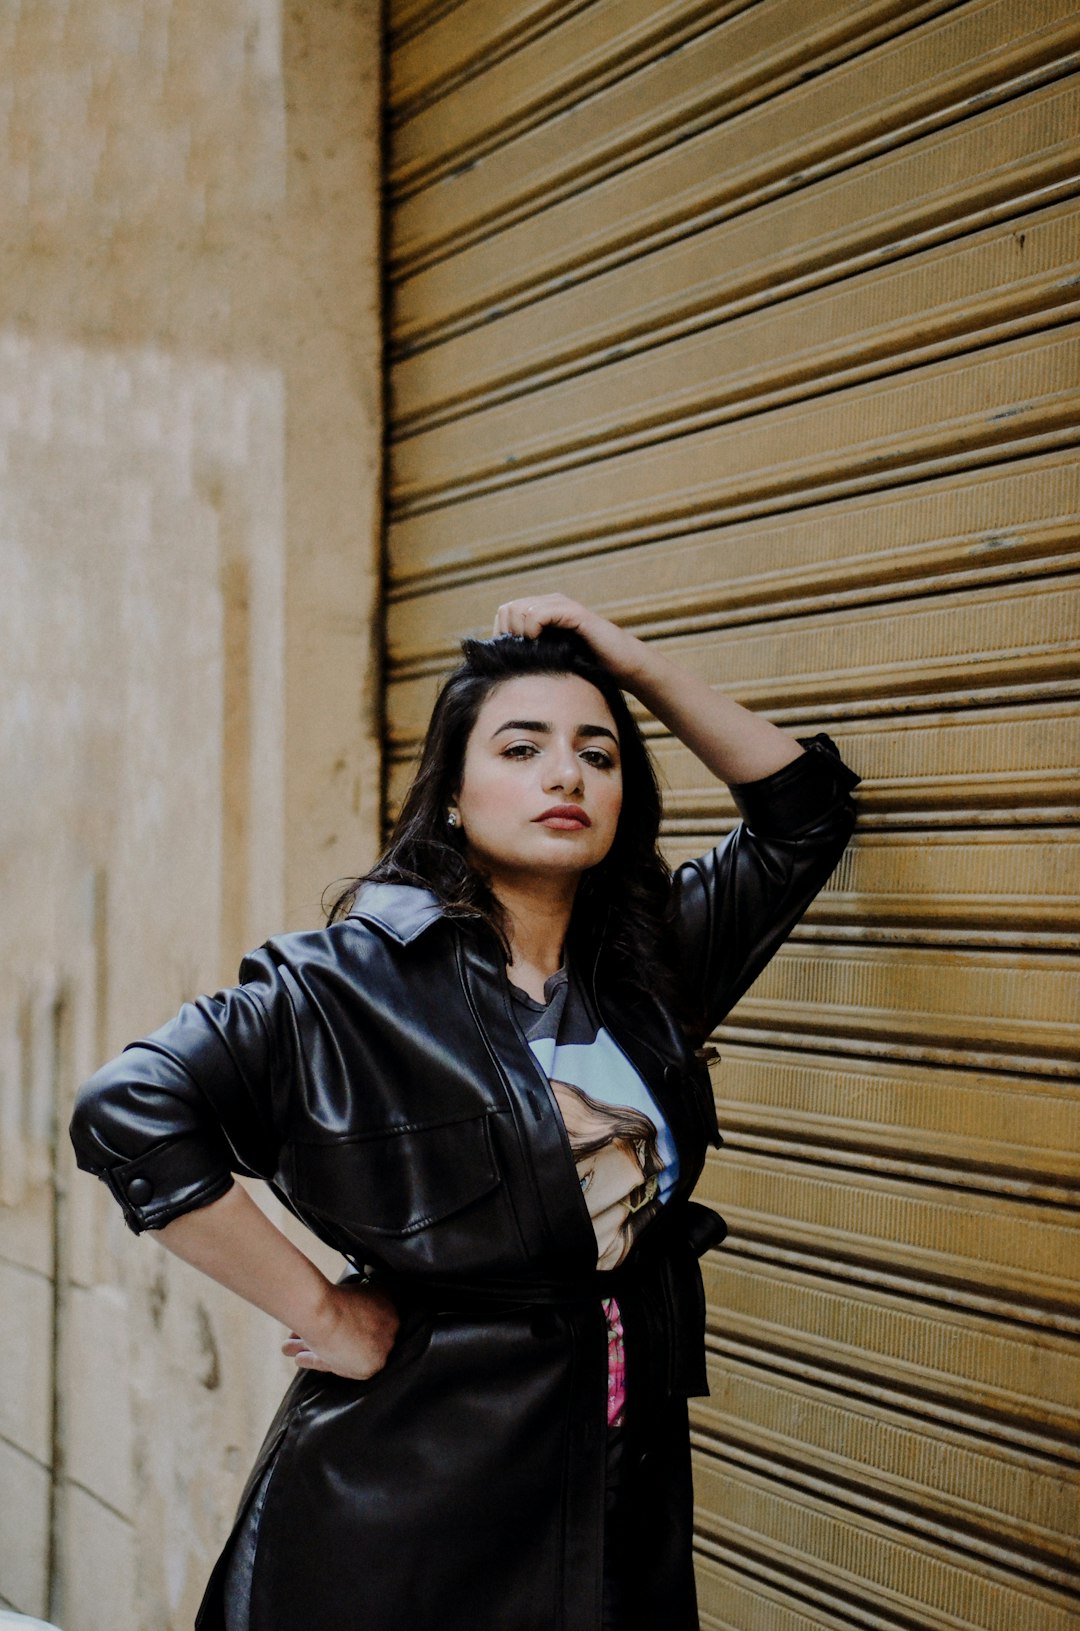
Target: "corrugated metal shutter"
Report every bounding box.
[385,3,1080,1626]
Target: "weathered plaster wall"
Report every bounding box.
[0,5,383,1626]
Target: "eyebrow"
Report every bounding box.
[490,718,619,745]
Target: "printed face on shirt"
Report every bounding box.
[551,1079,661,1270]
[455,674,623,888]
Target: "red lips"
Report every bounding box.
[533,805,592,827]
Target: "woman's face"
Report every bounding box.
[455,673,623,889]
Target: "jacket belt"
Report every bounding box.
[372,1201,726,1403]
[385,1267,632,1313]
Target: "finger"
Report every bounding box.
[493,601,514,637]
[525,600,580,636]
[292,1349,329,1371]
[513,598,550,638]
[494,598,538,638]
[494,594,580,640]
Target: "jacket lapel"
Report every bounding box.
[457,926,598,1270]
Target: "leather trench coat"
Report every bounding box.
[70,734,859,1631]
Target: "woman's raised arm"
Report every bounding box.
[494,593,860,1039]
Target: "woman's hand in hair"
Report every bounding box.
[495,593,803,785]
[492,594,646,684]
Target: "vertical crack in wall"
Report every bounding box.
[220,554,253,973]
[92,868,109,1072]
[46,986,70,1627]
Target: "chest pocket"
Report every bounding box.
[287,1111,502,1244]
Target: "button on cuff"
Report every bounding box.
[102,1133,235,1233]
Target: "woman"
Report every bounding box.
[70,594,859,1631]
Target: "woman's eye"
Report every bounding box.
[501,742,614,767]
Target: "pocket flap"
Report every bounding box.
[289,1114,501,1237]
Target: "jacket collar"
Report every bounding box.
[350,881,608,972]
[348,881,448,945]
[349,887,613,959]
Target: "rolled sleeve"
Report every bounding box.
[70,948,289,1233]
[730,732,862,837]
[670,734,860,1038]
[96,1131,235,1234]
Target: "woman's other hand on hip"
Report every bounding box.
[283,1280,400,1380]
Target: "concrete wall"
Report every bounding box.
[0,4,383,1626]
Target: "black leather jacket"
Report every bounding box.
[70,735,859,1631]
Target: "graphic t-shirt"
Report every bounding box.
[509,965,677,1426]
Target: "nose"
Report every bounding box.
[543,738,583,796]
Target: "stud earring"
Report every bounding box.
[447,809,460,828]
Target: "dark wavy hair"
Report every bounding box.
[326,628,676,1001]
